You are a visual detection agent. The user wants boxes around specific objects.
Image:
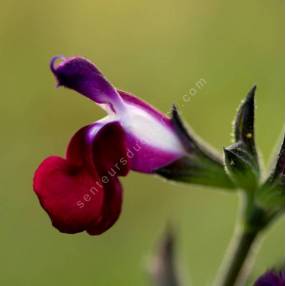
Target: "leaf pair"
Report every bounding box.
[157,86,284,225]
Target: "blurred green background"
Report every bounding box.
[0,0,284,285]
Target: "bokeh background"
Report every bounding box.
[0,0,284,285]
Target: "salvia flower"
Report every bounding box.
[254,269,285,286]
[50,56,186,173]
[33,56,232,235]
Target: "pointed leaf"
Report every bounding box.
[234,85,257,154]
[270,138,285,186]
[224,146,259,191]
[224,86,260,191]
[256,138,285,213]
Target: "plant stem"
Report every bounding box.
[218,226,259,286]
[214,189,268,286]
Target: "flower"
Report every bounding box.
[50,56,186,173]
[34,56,234,235]
[33,56,186,235]
[255,269,285,286]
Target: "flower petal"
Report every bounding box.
[50,56,125,112]
[83,121,130,234]
[66,120,130,177]
[117,90,185,172]
[33,121,130,235]
[255,270,285,286]
[33,156,104,234]
[87,177,123,235]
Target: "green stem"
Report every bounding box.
[215,192,266,286]
[217,226,259,286]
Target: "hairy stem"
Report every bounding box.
[216,226,260,286]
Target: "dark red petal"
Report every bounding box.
[65,124,94,167]
[87,177,123,235]
[34,121,130,235]
[85,121,130,234]
[91,121,130,177]
[33,156,104,234]
[66,121,130,177]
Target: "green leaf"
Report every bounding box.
[224,145,259,191]
[268,138,285,187]
[256,138,285,214]
[224,86,260,191]
[234,85,257,156]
